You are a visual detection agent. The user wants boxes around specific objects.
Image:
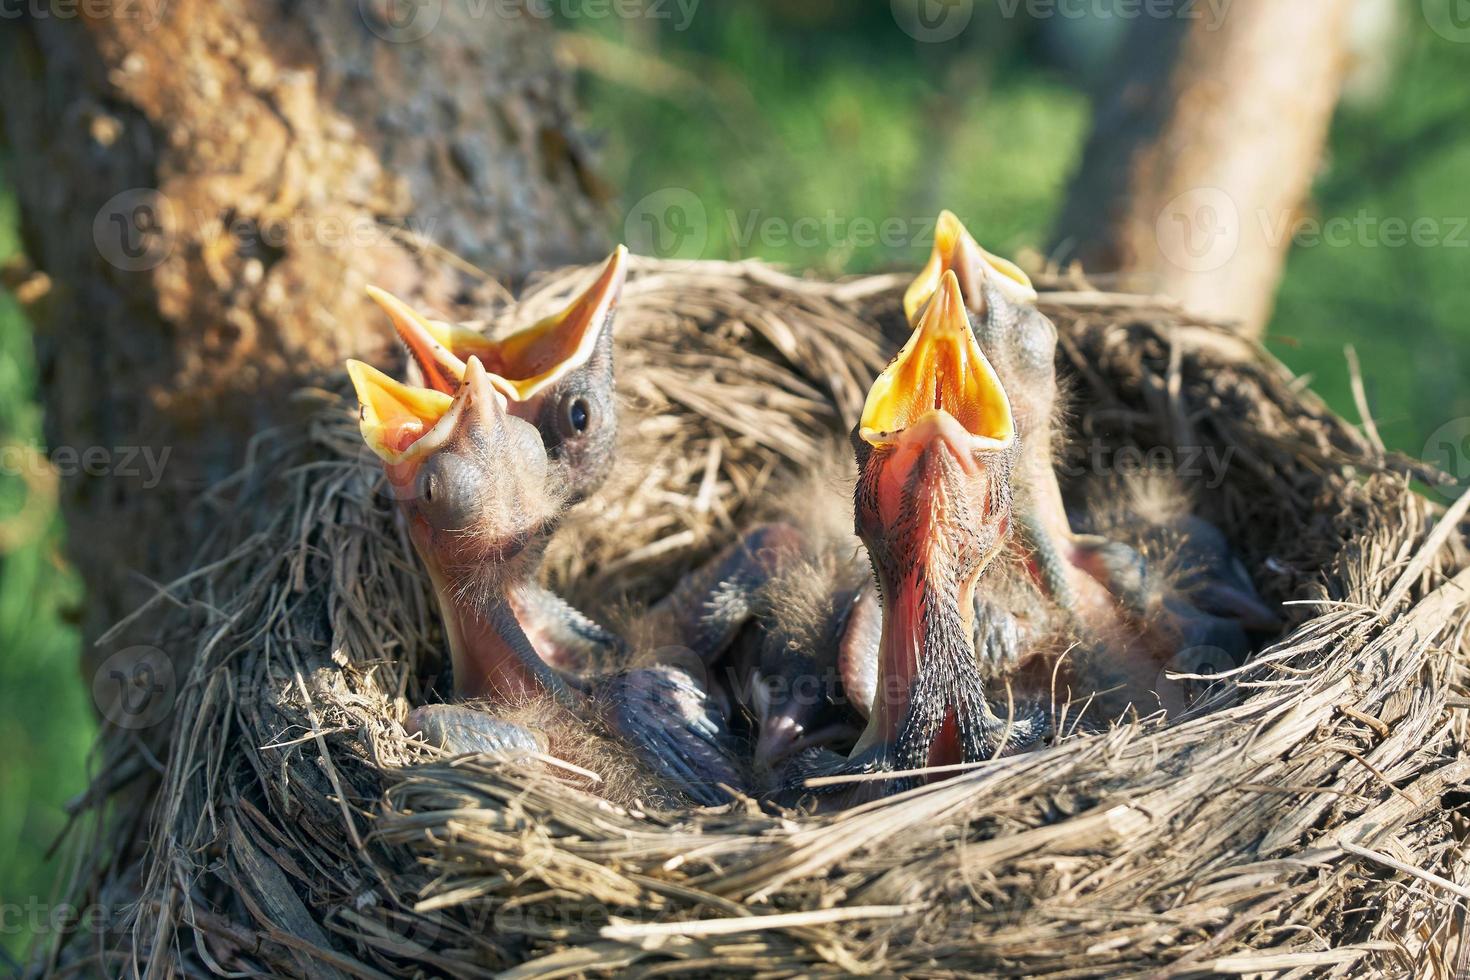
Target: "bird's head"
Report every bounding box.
[347,354,567,602]
[365,245,627,504]
[857,268,1017,582]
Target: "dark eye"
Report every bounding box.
[563,396,592,435]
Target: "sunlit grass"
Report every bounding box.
[572,6,1088,275]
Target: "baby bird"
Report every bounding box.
[348,351,742,807]
[369,245,627,505]
[705,463,881,775]
[365,249,628,674]
[903,212,1277,665]
[786,272,1047,800]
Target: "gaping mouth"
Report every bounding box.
[346,358,456,465]
[860,269,1014,452]
[365,245,627,403]
[491,244,627,400]
[903,209,1037,324]
[346,355,510,467]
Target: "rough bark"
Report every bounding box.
[0,0,606,672]
[1050,0,1352,335]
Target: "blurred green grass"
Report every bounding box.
[572,3,1470,458]
[0,180,92,961]
[1270,21,1470,457]
[2,4,1468,963]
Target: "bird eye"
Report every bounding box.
[562,395,592,436]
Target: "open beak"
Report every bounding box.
[347,358,456,466]
[348,354,571,704]
[347,355,514,492]
[492,244,627,402]
[365,245,627,404]
[862,269,1014,465]
[903,210,1037,326]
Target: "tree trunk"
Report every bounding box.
[1050,0,1352,336]
[1,0,606,670]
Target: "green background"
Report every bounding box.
[3,2,1468,961]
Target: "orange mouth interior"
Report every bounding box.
[347,359,454,462]
[364,245,627,404]
[491,244,626,398]
[861,270,1014,448]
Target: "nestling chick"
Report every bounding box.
[348,343,743,807]
[695,461,880,776]
[365,249,629,674]
[904,212,1278,668]
[783,272,1049,802]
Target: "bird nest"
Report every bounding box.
[42,259,1470,978]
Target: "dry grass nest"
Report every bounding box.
[39,258,1470,979]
